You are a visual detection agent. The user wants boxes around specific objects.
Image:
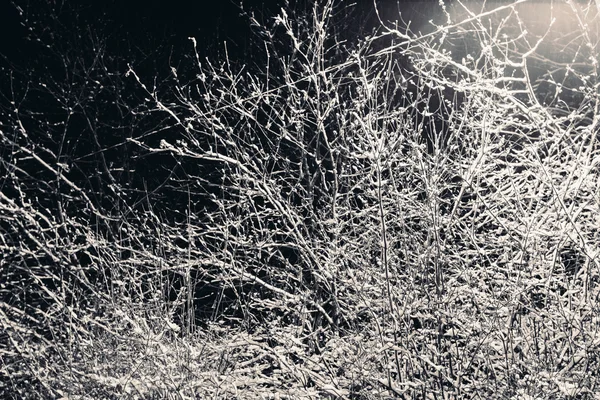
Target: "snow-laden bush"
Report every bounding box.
[2,0,600,398]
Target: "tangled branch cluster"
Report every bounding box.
[2,1,600,398]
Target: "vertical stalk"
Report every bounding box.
[376,156,402,386]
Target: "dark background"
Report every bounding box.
[0,0,441,64]
[0,0,289,65]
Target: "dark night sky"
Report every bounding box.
[0,0,291,64]
[0,0,443,65]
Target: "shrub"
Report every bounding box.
[2,0,600,398]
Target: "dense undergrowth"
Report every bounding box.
[2,0,600,398]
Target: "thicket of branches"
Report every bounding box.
[2,0,600,398]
